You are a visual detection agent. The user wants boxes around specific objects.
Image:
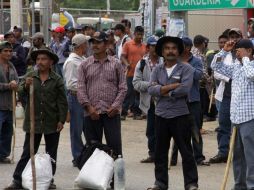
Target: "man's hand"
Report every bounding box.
[9,80,18,90]
[160,83,180,95]
[236,48,251,59]
[223,40,235,52]
[25,77,33,89]
[107,107,119,118]
[56,122,64,132]
[87,105,100,120]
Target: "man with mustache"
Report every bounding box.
[147,36,198,190]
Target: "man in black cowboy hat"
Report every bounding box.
[147,36,199,190]
[5,49,68,190]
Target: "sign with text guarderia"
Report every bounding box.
[168,0,254,11]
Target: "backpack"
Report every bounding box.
[76,142,116,170]
[139,59,146,73]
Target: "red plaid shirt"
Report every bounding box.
[77,55,127,116]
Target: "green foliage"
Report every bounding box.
[60,0,140,10]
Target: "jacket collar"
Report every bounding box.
[32,69,57,80]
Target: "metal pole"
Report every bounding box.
[107,0,110,15]
[31,0,35,35]
[0,0,3,34]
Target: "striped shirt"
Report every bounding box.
[0,62,19,111]
[77,55,127,116]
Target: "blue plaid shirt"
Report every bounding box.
[211,49,254,124]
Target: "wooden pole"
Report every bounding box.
[208,88,214,113]
[29,82,36,190]
[11,90,16,164]
[168,139,175,170]
[220,127,237,190]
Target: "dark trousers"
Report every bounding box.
[146,102,155,158]
[200,88,217,119]
[217,96,231,157]
[154,115,198,190]
[122,77,142,116]
[13,132,60,184]
[84,114,122,155]
[172,102,205,163]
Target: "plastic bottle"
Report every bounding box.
[114,155,125,190]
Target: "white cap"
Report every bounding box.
[72,34,90,47]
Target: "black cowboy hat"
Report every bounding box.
[155,36,184,57]
[31,48,59,64]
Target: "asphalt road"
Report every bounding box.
[0,118,234,190]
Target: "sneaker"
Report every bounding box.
[0,157,11,164]
[133,115,143,120]
[187,185,199,190]
[120,115,126,121]
[4,181,23,190]
[49,182,56,189]
[209,154,228,164]
[140,156,154,163]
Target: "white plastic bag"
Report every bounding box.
[15,103,24,119]
[75,148,114,190]
[22,153,53,190]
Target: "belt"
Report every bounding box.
[68,90,77,96]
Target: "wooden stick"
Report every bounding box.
[29,82,36,190]
[11,90,16,164]
[208,88,214,113]
[220,127,237,190]
[168,139,175,170]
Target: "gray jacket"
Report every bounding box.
[133,56,161,114]
[0,62,19,111]
[148,62,194,119]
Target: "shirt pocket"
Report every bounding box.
[104,69,116,82]
[170,74,181,83]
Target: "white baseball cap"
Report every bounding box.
[72,34,90,47]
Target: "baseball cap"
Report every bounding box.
[54,26,65,33]
[72,34,89,47]
[0,41,12,51]
[235,39,253,50]
[229,28,242,37]
[193,35,208,45]
[4,31,15,39]
[182,37,193,47]
[31,32,44,40]
[66,26,75,32]
[89,31,108,43]
[147,36,158,45]
[155,29,165,38]
[13,26,22,32]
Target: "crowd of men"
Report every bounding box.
[1,17,254,190]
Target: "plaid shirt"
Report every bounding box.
[77,55,127,116]
[211,49,254,124]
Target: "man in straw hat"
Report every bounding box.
[5,49,68,190]
[212,38,254,190]
[147,36,198,190]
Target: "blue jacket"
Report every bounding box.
[10,43,26,76]
[188,55,203,102]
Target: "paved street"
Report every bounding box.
[0,118,234,190]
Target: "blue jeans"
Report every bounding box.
[67,93,85,161]
[122,77,141,116]
[233,119,254,190]
[146,102,155,158]
[217,97,231,157]
[0,110,13,159]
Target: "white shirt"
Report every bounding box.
[166,64,177,77]
[63,52,86,91]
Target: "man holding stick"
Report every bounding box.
[5,49,68,190]
[211,39,254,190]
[0,41,18,164]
